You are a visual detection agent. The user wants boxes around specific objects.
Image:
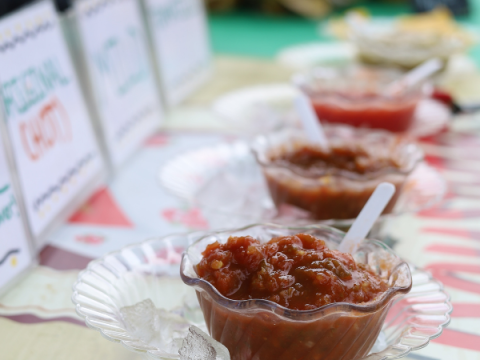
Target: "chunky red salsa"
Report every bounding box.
[196,233,388,310]
[271,145,402,176]
[261,140,407,220]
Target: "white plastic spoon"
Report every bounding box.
[386,58,443,96]
[295,92,329,150]
[337,182,396,254]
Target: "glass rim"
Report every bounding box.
[180,223,413,320]
[251,128,424,181]
[291,66,425,101]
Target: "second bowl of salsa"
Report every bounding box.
[252,126,423,221]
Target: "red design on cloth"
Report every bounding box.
[418,207,480,219]
[75,234,105,245]
[161,208,209,229]
[421,227,480,241]
[426,263,480,294]
[433,328,480,351]
[162,208,177,222]
[144,133,170,147]
[425,154,446,168]
[423,261,480,351]
[425,244,480,257]
[69,188,133,227]
[155,246,184,265]
[450,303,480,317]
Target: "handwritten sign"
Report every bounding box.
[143,0,212,106]
[74,0,164,167]
[0,1,104,241]
[0,136,33,293]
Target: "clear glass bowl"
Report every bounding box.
[158,139,443,230]
[293,66,424,133]
[252,127,424,221]
[182,224,412,360]
[72,225,452,360]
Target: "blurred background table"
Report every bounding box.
[2,3,480,360]
[208,2,480,65]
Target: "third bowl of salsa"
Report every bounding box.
[293,66,426,133]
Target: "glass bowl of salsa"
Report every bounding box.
[180,223,412,360]
[252,126,423,221]
[293,66,425,133]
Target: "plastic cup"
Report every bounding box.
[293,66,425,133]
[180,223,412,360]
[252,126,423,221]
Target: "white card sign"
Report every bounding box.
[0,1,104,240]
[0,136,33,292]
[143,0,212,106]
[74,0,164,167]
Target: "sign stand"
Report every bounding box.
[0,0,105,248]
[141,0,213,108]
[68,0,164,170]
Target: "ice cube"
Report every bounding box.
[120,298,158,342]
[179,326,230,360]
[120,299,191,356]
[150,308,191,352]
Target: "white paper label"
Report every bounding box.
[145,0,212,106]
[76,0,163,167]
[0,1,103,237]
[0,137,32,290]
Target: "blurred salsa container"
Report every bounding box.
[252,126,423,220]
[350,10,474,69]
[293,66,424,133]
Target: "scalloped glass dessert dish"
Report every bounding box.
[293,66,425,133]
[181,224,449,360]
[252,127,424,221]
[72,225,452,360]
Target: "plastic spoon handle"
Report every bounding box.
[338,182,396,254]
[403,58,443,88]
[295,93,329,150]
[387,58,443,95]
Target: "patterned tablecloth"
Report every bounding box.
[1,56,480,360]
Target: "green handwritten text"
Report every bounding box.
[2,58,69,119]
[154,0,196,28]
[94,28,148,97]
[0,193,18,227]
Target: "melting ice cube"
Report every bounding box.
[179,326,230,360]
[120,298,159,343]
[120,299,230,360]
[120,299,191,356]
